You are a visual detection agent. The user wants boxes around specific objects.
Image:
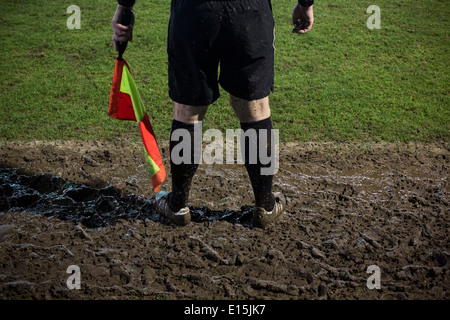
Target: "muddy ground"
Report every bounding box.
[0,137,448,300]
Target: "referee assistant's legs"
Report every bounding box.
[167,95,276,214]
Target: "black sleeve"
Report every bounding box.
[298,0,314,7]
[118,0,135,7]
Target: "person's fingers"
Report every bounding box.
[115,23,129,31]
[114,25,129,35]
[293,23,312,34]
[292,21,309,34]
[297,27,311,34]
[113,35,131,43]
[292,19,305,33]
[117,29,128,37]
[113,23,133,42]
[113,32,130,42]
[126,24,133,41]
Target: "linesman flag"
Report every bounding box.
[108,58,166,193]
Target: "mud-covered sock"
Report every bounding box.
[240,117,275,211]
[168,119,200,212]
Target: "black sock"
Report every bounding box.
[168,120,200,212]
[240,117,275,211]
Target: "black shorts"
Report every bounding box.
[167,0,275,106]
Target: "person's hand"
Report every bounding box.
[112,4,134,51]
[292,3,314,34]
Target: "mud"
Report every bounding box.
[0,138,448,300]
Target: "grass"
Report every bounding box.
[0,0,448,143]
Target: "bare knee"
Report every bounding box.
[230,95,271,123]
[173,102,208,124]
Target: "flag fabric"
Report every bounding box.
[109,58,166,193]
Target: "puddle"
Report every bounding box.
[0,168,254,228]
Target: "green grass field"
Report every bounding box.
[0,0,448,143]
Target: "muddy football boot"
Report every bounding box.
[154,191,191,226]
[253,192,285,229]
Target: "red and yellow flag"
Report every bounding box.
[108,59,166,193]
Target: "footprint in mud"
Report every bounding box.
[0,168,254,228]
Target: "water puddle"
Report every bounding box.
[0,168,254,228]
